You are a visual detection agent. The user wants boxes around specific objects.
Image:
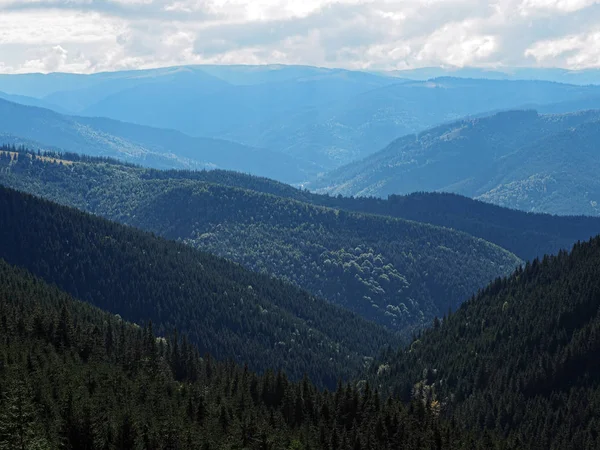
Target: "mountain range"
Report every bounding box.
[3,66,600,173]
[3,62,600,449]
[0,97,317,183]
[2,148,600,448]
[313,109,600,216]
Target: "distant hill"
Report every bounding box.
[0,90,70,113]
[79,68,393,144]
[0,184,397,388]
[207,173,600,262]
[0,98,318,182]
[3,67,600,171]
[373,235,600,449]
[382,66,600,85]
[313,109,600,216]
[0,150,522,334]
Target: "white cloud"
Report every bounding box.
[415,21,498,67]
[0,0,599,73]
[22,45,68,72]
[519,0,600,14]
[525,31,600,68]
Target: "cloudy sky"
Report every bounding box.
[0,0,599,74]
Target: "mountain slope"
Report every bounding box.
[0,184,396,388]
[0,90,70,113]
[0,258,477,450]
[373,236,600,449]
[90,158,599,263]
[313,109,600,215]
[0,97,317,182]
[476,121,600,214]
[0,150,521,334]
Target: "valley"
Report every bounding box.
[0,150,523,334]
[1,62,600,450]
[0,184,396,388]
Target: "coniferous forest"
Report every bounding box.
[3,147,599,263]
[5,148,600,335]
[0,259,479,450]
[373,236,600,449]
[1,142,600,448]
[0,184,395,388]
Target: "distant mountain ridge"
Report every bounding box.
[0,97,318,182]
[313,109,600,216]
[3,66,600,171]
[382,66,600,85]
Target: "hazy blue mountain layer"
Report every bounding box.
[3,66,600,171]
[0,97,318,182]
[313,109,600,216]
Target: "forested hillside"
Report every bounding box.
[0,150,522,333]
[0,185,396,388]
[0,258,482,450]
[372,236,600,449]
[313,109,600,216]
[138,166,600,262]
[476,120,600,215]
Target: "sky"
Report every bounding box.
[0,0,599,74]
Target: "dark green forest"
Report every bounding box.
[123,162,600,262]
[148,165,600,263]
[0,184,396,388]
[4,147,598,262]
[372,235,600,449]
[0,258,486,450]
[2,149,600,449]
[0,149,523,333]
